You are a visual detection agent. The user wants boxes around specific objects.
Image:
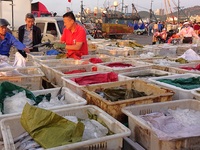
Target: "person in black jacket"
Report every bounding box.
[18,13,42,53]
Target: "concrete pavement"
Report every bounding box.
[122,34,153,45]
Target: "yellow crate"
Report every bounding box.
[82,79,174,122]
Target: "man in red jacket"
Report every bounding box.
[61,11,88,59]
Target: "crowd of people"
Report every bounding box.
[127,20,200,44]
[147,21,200,44]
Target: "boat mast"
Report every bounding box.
[121,0,124,13]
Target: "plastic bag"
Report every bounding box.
[0,81,50,113]
[21,103,85,148]
[13,52,26,67]
[46,49,59,55]
[81,119,108,141]
[178,49,200,61]
[4,91,35,114]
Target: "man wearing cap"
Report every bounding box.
[0,18,30,57]
[18,13,42,52]
[177,21,199,43]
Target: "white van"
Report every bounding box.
[35,17,93,42]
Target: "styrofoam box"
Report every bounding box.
[122,99,200,150]
[1,105,131,150]
[149,73,200,100]
[51,64,102,86]
[96,60,152,74]
[62,72,129,97]
[40,59,84,81]
[118,69,175,81]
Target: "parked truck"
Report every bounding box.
[31,2,52,17]
[0,0,31,31]
[102,23,133,39]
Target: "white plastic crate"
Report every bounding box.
[152,65,187,74]
[128,56,167,62]
[173,62,200,75]
[96,60,151,74]
[40,59,84,81]
[32,87,87,109]
[97,46,131,57]
[26,52,46,61]
[1,105,131,150]
[0,87,87,145]
[81,54,122,63]
[149,73,200,100]
[116,39,136,47]
[0,87,86,121]
[51,64,101,86]
[128,48,149,56]
[7,60,41,68]
[0,67,44,90]
[81,54,111,59]
[142,45,161,56]
[122,99,200,150]
[176,44,193,56]
[191,88,200,100]
[119,69,174,81]
[158,45,177,57]
[33,55,58,63]
[62,72,128,97]
[140,57,185,67]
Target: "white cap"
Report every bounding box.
[183,22,190,25]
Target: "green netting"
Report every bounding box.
[157,77,200,90]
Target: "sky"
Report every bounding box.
[31,0,198,16]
